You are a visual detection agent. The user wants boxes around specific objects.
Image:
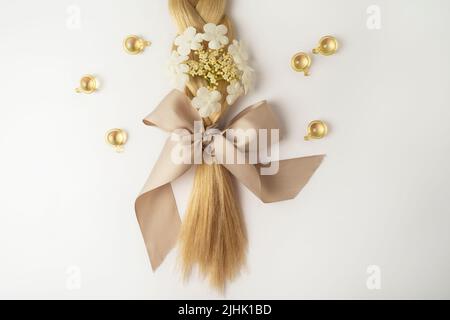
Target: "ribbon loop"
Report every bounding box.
[143,90,202,133]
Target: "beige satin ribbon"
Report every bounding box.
[135,90,325,270]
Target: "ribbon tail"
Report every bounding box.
[223,155,325,203]
[135,139,193,270]
[135,184,181,271]
[258,155,325,202]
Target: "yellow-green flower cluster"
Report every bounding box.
[187,48,239,90]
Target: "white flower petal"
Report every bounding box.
[178,54,189,63]
[177,45,191,56]
[226,95,236,105]
[194,33,204,41]
[210,90,222,102]
[208,40,221,50]
[226,81,243,105]
[174,35,184,46]
[219,36,229,46]
[168,51,190,89]
[241,68,255,94]
[191,41,202,51]
[229,40,252,72]
[203,23,216,33]
[202,33,214,42]
[175,26,204,56]
[193,34,204,48]
[178,64,189,73]
[198,107,210,118]
[202,23,229,49]
[192,96,202,109]
[185,26,197,37]
[192,87,223,117]
[216,24,228,35]
[196,87,209,97]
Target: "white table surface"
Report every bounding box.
[1,0,449,299]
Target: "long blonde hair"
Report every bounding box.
[168,0,247,290]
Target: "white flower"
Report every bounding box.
[168,51,189,89]
[192,87,222,118]
[202,23,229,50]
[228,40,249,69]
[174,26,203,56]
[228,40,254,93]
[226,81,244,105]
[241,66,255,94]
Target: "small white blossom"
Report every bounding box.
[168,51,189,89]
[241,66,255,94]
[174,27,203,56]
[226,81,244,105]
[202,23,229,50]
[229,40,254,93]
[228,40,250,69]
[192,87,222,118]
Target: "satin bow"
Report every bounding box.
[135,90,325,270]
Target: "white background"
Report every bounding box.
[1,0,450,299]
